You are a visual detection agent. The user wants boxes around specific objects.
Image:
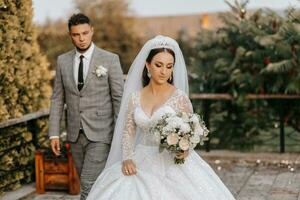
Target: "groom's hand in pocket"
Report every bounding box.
[122,159,137,176]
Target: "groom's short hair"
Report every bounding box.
[68,13,91,31]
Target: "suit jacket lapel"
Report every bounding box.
[69,50,79,94]
[80,47,101,93]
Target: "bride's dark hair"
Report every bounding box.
[142,48,175,87]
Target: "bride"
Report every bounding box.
[87,35,235,200]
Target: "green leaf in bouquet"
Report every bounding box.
[174,157,185,164]
[168,145,178,152]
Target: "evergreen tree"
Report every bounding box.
[190,0,300,150]
[0,0,52,194]
[0,0,52,121]
[176,29,196,69]
[37,20,73,71]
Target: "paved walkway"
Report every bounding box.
[17,151,300,199]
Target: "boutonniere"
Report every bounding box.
[93,65,107,77]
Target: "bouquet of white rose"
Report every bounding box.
[150,112,209,164]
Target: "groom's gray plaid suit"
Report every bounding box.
[48,45,124,199]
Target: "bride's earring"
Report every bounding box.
[147,70,151,78]
[168,73,173,82]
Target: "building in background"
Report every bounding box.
[134,13,222,39]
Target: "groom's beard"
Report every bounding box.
[76,43,92,53]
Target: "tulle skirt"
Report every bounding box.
[87,144,235,200]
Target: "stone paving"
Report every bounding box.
[20,151,300,200]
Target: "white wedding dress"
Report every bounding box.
[87,89,235,200]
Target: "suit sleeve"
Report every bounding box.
[48,57,65,138]
[108,55,124,123]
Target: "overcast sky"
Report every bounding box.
[32,0,300,24]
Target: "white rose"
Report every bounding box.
[180,122,191,133]
[194,124,204,136]
[167,116,183,126]
[96,68,102,74]
[94,65,107,77]
[179,138,190,151]
[190,134,200,144]
[190,114,199,124]
[166,133,179,145]
[190,142,197,149]
[166,120,178,130]
[100,65,107,71]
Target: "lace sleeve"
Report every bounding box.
[176,91,193,114]
[122,93,137,161]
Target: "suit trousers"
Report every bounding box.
[70,130,110,200]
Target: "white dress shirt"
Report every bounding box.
[50,43,95,140]
[73,43,95,85]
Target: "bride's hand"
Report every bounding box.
[176,150,189,159]
[122,159,137,176]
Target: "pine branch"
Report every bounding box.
[225,0,249,12]
[286,7,300,23]
[224,0,249,19]
[261,59,294,74]
[254,34,282,47]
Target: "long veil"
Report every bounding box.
[105,35,189,168]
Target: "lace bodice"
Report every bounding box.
[122,89,193,161]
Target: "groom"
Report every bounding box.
[48,13,124,199]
